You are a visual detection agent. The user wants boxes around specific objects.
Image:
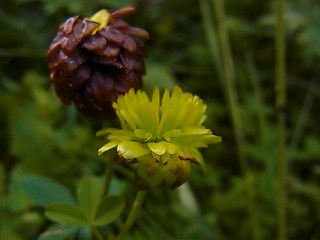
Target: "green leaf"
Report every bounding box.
[77,177,102,221]
[143,63,176,93]
[77,227,92,240]
[45,202,88,227]
[93,196,125,226]
[20,175,76,207]
[38,224,78,240]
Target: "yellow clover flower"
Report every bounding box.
[97,86,221,189]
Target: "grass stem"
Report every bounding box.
[211,0,261,239]
[275,0,287,239]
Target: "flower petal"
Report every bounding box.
[147,141,167,155]
[117,141,150,159]
[98,141,120,155]
[134,129,153,141]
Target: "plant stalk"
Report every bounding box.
[275,0,287,239]
[247,54,277,211]
[116,190,147,240]
[211,0,261,239]
[198,0,224,82]
[102,156,115,196]
[290,80,317,150]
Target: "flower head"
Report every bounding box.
[98,86,221,189]
[46,7,149,118]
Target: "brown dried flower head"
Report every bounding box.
[46,7,149,118]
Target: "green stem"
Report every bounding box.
[275,0,287,239]
[102,156,115,196]
[211,0,261,239]
[93,226,105,240]
[289,80,317,150]
[116,190,147,240]
[211,0,246,173]
[247,54,277,211]
[198,0,224,82]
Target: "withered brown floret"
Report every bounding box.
[46,7,149,118]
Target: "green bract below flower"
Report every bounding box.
[97,86,221,189]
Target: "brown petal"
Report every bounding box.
[107,7,136,25]
[68,64,91,91]
[86,71,115,110]
[120,26,150,39]
[57,50,88,73]
[115,72,141,93]
[102,44,120,58]
[53,74,72,105]
[81,34,107,52]
[47,42,61,69]
[72,20,85,42]
[61,33,78,54]
[81,20,100,39]
[112,19,129,28]
[91,55,123,68]
[122,35,137,53]
[99,27,125,44]
[119,52,136,70]
[134,39,148,57]
[62,16,80,35]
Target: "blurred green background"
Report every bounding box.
[1,0,320,239]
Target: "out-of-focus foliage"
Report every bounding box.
[0,0,319,239]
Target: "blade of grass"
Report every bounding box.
[247,53,277,211]
[289,79,317,150]
[275,0,287,239]
[210,0,261,239]
[198,0,224,84]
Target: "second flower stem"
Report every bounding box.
[116,190,147,240]
[102,155,115,196]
